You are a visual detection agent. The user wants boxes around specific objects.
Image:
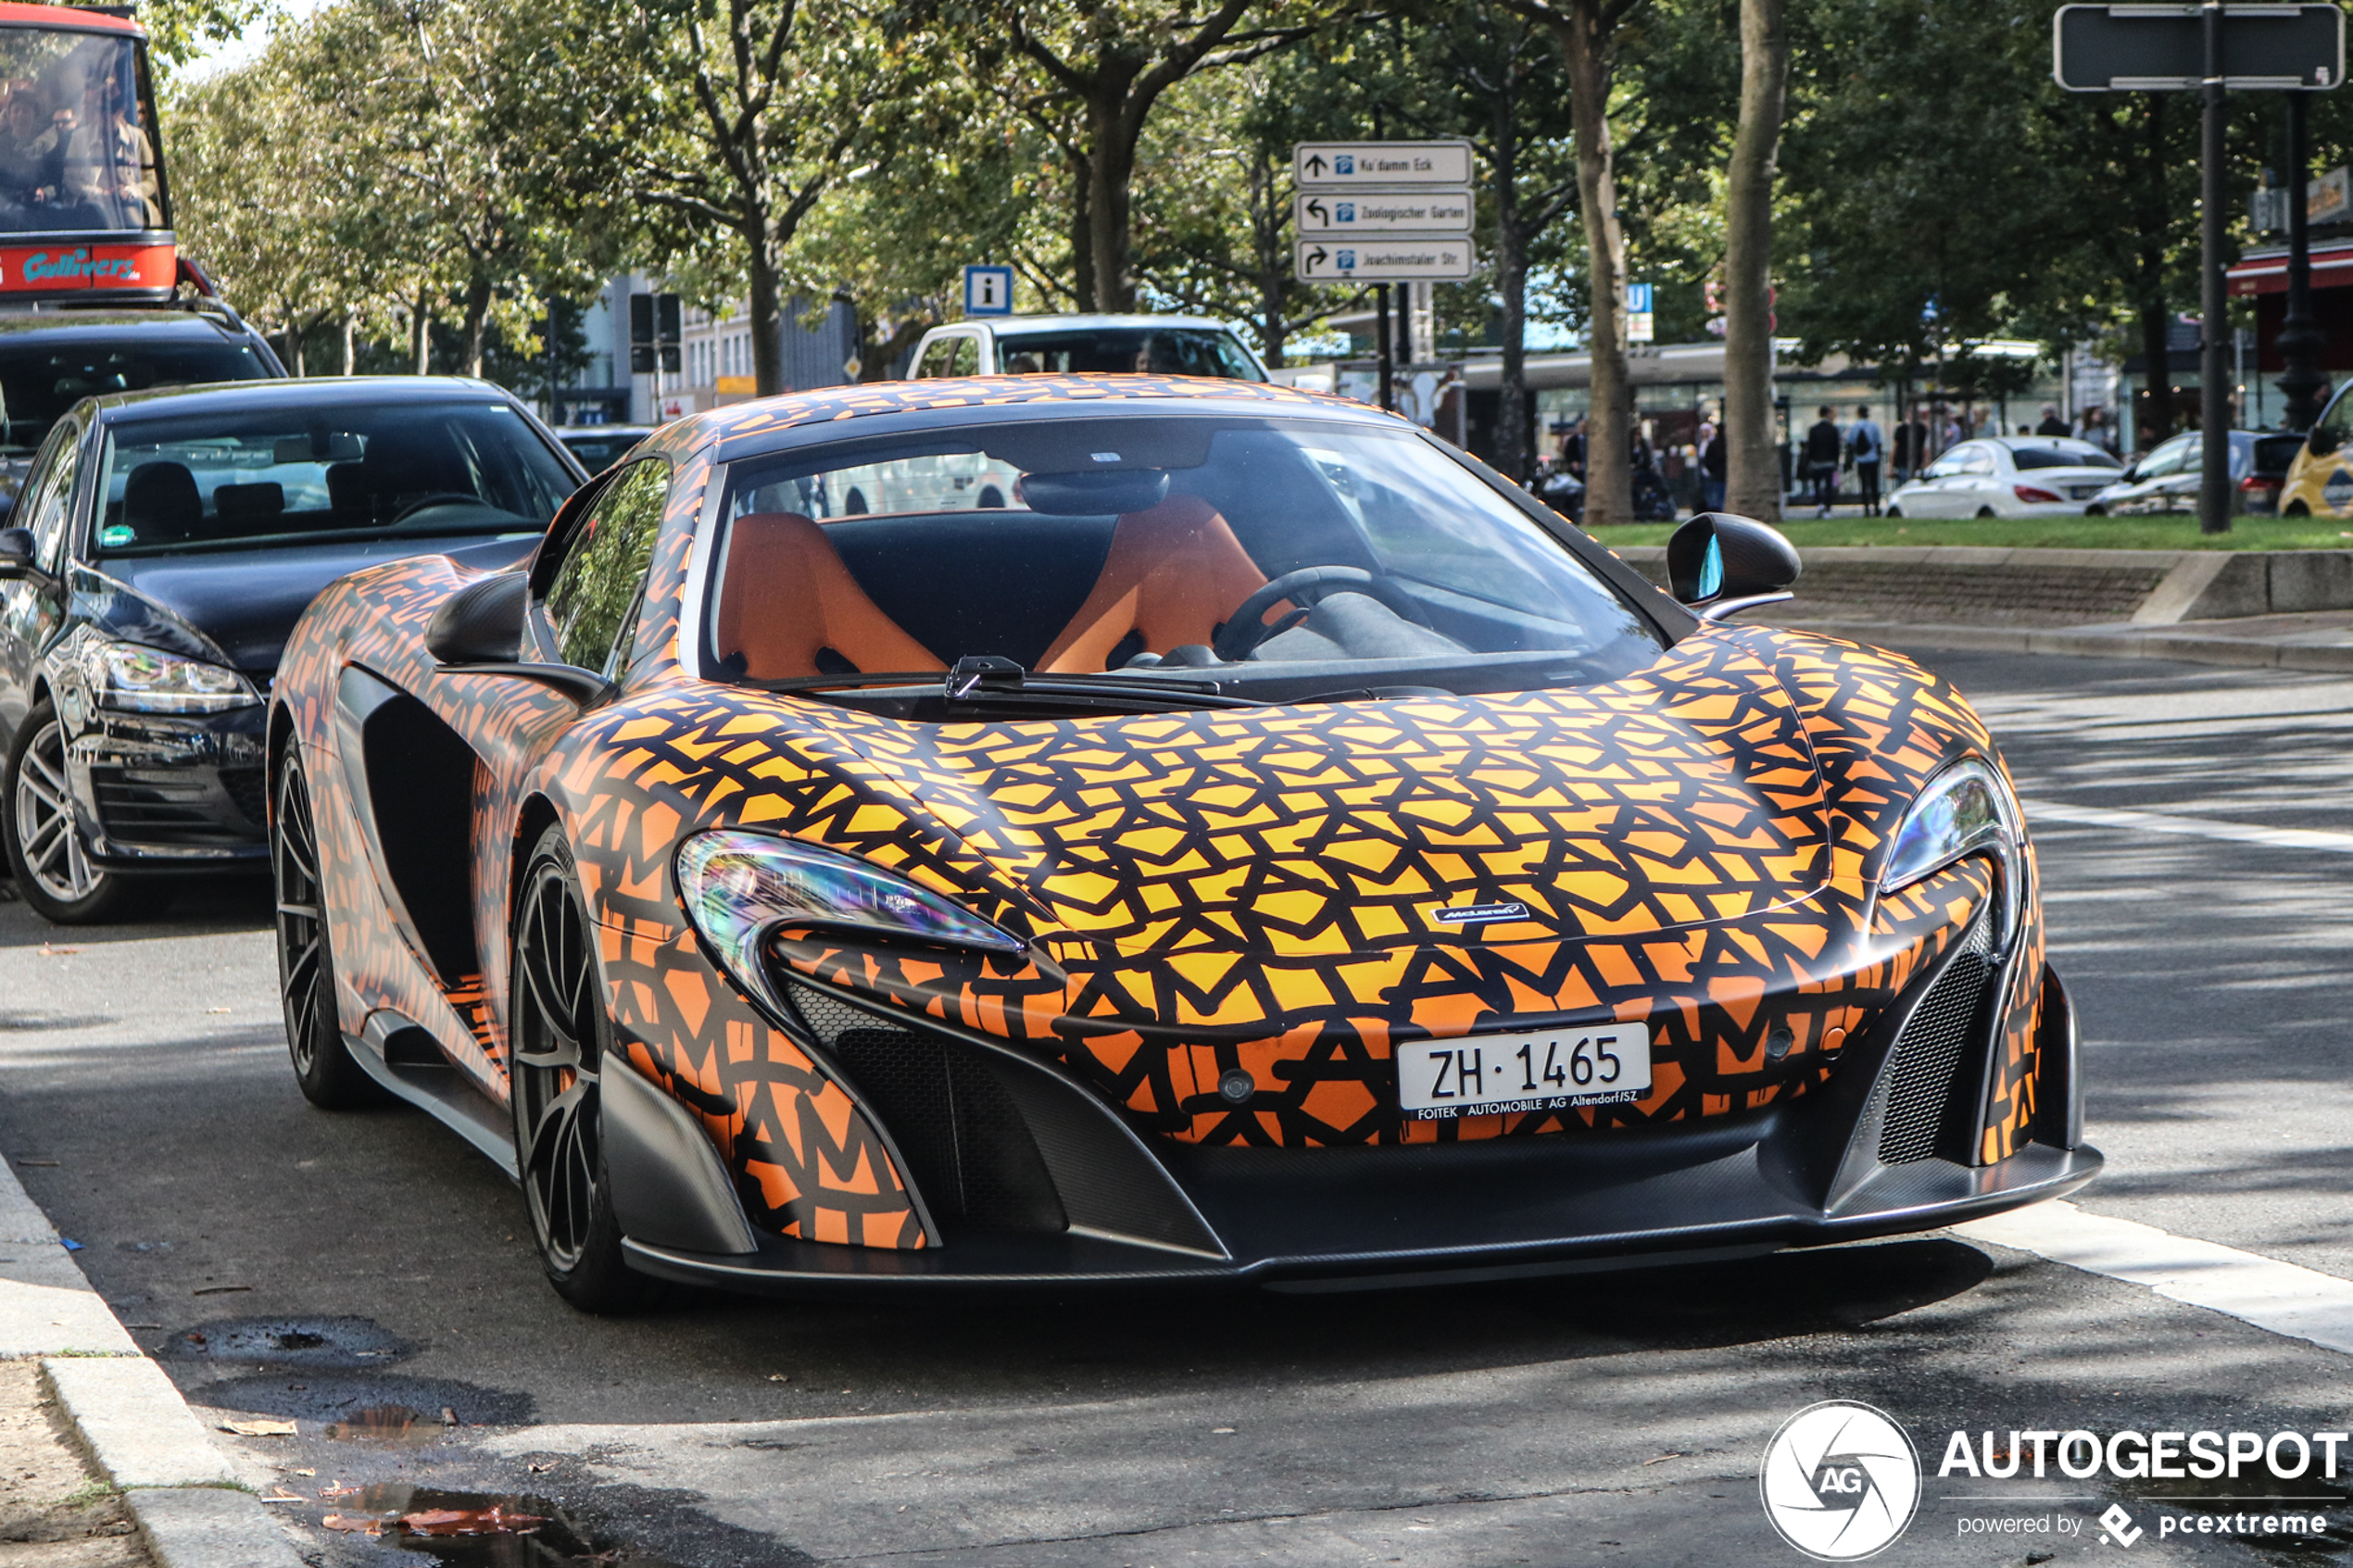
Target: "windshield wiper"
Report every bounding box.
[750,656,1267,709]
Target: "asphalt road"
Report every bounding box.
[5,647,2353,1567]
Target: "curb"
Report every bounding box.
[1793,619,2353,675]
[0,1157,302,1568]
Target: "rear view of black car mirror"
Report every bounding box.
[426,571,527,663]
[1667,511,1802,621]
[426,571,610,705]
[0,526,32,581]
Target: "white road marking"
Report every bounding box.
[2020,797,2353,856]
[1955,1199,2353,1356]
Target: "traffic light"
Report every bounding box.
[629,292,682,375]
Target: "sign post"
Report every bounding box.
[2057,2,2346,534]
[1295,141,1476,411]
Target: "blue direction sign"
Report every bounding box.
[963,265,1013,317]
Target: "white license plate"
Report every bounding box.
[1397,1024,1655,1120]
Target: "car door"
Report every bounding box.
[2128,435,2191,511]
[0,411,89,751]
[1912,445,1973,516]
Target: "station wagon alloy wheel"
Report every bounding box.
[4,702,134,923]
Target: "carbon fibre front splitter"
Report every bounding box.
[617,1137,2101,1297]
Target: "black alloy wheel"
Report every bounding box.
[510,824,661,1312]
[272,747,384,1109]
[3,699,141,924]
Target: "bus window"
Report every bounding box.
[0,20,161,236]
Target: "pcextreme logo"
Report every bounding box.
[1759,1400,1922,1561]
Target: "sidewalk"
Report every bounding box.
[1790,608,2353,673]
[0,1155,300,1567]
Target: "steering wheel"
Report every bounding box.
[386,492,487,524]
[1212,566,1432,662]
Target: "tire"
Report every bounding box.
[977,484,1005,508]
[1975,507,1996,519]
[2286,500,2310,518]
[1884,505,1903,519]
[510,824,663,1313]
[4,699,141,924]
[2085,505,2107,517]
[272,747,386,1110]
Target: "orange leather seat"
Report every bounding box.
[1038,495,1271,672]
[712,512,943,680]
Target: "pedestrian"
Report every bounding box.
[2035,404,2070,438]
[1891,409,1928,486]
[1845,403,1884,516]
[1806,405,1842,517]
[1559,416,1587,483]
[2075,406,2116,454]
[1701,421,1727,512]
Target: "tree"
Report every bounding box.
[1723,0,1786,520]
[986,1,1333,310]
[1133,51,1367,364]
[540,0,895,395]
[1506,0,1639,521]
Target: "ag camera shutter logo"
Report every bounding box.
[1760,1400,1921,1560]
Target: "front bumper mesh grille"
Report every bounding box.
[89,765,256,848]
[1876,912,1995,1165]
[784,979,1067,1236]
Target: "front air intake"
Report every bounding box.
[783,980,1067,1236]
[1876,914,1995,1165]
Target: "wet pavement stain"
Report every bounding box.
[312,1484,693,1565]
[158,1315,409,1369]
[321,1405,456,1448]
[196,1374,530,1429]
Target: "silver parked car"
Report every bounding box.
[903,314,1270,382]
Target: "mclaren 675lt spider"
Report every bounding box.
[266,375,2098,1310]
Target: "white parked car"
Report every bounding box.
[1885,437,2123,519]
[904,314,1270,381]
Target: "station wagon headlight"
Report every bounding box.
[82,640,259,714]
[1880,758,2024,948]
[676,831,1025,1018]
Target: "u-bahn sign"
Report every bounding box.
[2054,4,2345,91]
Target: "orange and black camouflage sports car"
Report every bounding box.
[266,375,2099,1309]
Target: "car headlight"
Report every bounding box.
[1879,758,2024,949]
[82,640,258,713]
[675,830,1025,1020]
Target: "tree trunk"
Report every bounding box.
[1724,0,1788,521]
[1070,150,1095,310]
[285,331,305,377]
[1086,91,1139,311]
[2138,295,2171,448]
[1557,0,1630,527]
[2135,98,2172,447]
[460,274,493,379]
[1490,97,1532,483]
[339,312,356,375]
[749,226,786,397]
[409,287,432,375]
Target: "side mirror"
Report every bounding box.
[424,570,610,705]
[0,525,31,581]
[1667,511,1802,621]
[425,571,526,664]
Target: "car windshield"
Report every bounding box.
[559,430,645,470]
[90,400,577,557]
[994,328,1265,381]
[0,28,160,233]
[0,333,271,455]
[703,415,1666,714]
[2010,444,2121,470]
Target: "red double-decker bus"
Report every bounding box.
[0,3,175,302]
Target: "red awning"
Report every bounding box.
[2229,243,2353,295]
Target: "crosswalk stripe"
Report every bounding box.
[1955,1200,2353,1356]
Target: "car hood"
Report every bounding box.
[651,628,1865,966]
[81,533,540,675]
